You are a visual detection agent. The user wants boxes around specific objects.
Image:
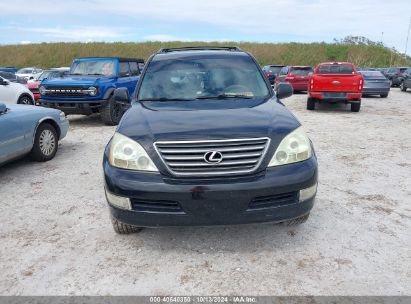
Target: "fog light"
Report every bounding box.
[105,189,131,209]
[299,183,317,202]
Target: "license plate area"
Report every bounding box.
[323,92,347,98]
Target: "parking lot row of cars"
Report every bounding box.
[0,48,410,234]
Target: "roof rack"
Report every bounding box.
[157,46,242,53]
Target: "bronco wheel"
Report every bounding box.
[101,96,123,126]
[307,98,316,110]
[110,215,143,234]
[380,93,388,98]
[351,101,361,112]
[17,95,34,105]
[30,123,58,162]
[282,213,310,226]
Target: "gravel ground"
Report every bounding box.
[0,88,410,296]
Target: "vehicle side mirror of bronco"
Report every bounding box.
[113,88,130,105]
[276,82,293,99]
[0,79,9,86]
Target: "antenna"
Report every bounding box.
[405,16,411,58]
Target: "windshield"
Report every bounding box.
[317,64,355,74]
[17,68,33,74]
[268,66,283,74]
[37,71,52,81]
[138,56,269,101]
[70,60,115,76]
[290,67,313,76]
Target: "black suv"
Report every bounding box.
[103,47,318,234]
[385,67,409,87]
[400,68,411,92]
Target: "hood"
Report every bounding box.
[6,103,60,116]
[42,75,109,86]
[117,98,300,155]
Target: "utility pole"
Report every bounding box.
[381,32,384,45]
[405,17,411,58]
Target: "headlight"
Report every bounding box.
[268,126,312,167]
[109,132,158,171]
[39,86,46,95]
[88,86,97,96]
[59,112,66,121]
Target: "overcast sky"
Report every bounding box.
[0,0,410,54]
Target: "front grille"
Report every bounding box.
[154,138,270,177]
[43,86,92,98]
[130,198,183,213]
[248,192,298,210]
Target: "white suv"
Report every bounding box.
[0,76,35,105]
[15,67,43,81]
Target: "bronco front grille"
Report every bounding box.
[154,138,270,177]
[43,86,93,98]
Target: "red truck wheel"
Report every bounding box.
[307,98,316,110]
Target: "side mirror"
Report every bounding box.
[0,79,9,85]
[276,82,293,99]
[113,88,130,105]
[0,103,7,114]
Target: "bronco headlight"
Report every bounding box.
[109,132,158,172]
[59,112,66,121]
[39,86,46,95]
[88,86,97,96]
[268,126,312,167]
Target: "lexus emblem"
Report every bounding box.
[204,151,223,164]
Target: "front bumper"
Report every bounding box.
[38,99,106,115]
[58,119,70,140]
[103,156,318,227]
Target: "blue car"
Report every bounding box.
[39,57,144,125]
[103,47,318,234]
[0,102,69,166]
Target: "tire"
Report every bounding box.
[307,97,315,110]
[380,93,388,98]
[110,215,143,234]
[351,101,361,112]
[400,81,407,92]
[101,96,123,126]
[30,123,58,162]
[282,213,310,226]
[17,94,34,105]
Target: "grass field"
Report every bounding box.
[0,41,410,68]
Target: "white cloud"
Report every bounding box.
[143,34,191,42]
[0,0,410,51]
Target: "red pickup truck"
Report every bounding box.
[307,62,364,112]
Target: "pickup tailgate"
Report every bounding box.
[311,74,362,92]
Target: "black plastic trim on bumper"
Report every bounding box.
[38,99,107,115]
[104,156,318,227]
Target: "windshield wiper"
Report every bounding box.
[196,93,253,99]
[87,73,104,76]
[139,97,195,102]
[70,73,83,75]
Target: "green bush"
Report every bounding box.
[0,41,409,68]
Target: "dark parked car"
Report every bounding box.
[275,66,313,92]
[0,67,19,74]
[262,65,285,85]
[103,47,318,234]
[359,70,390,97]
[400,68,411,92]
[0,71,27,84]
[385,67,409,87]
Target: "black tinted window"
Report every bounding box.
[119,62,130,77]
[129,62,139,75]
[317,64,354,74]
[290,67,313,76]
